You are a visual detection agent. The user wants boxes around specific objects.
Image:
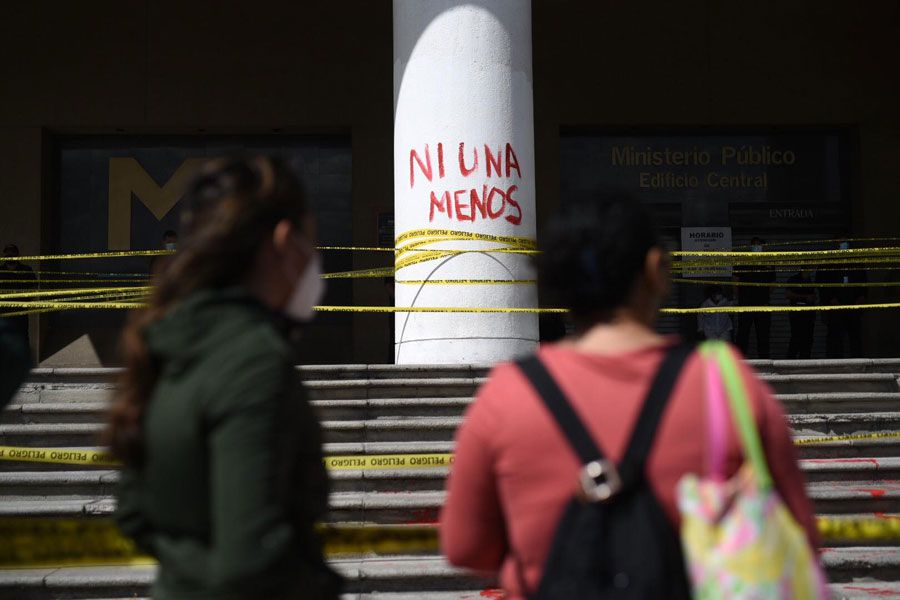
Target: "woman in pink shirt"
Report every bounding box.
[440,196,817,599]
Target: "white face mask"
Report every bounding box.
[751,244,763,253]
[285,254,325,321]
[164,242,177,251]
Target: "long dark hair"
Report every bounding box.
[104,156,308,466]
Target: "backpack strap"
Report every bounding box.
[517,342,694,493]
[617,342,695,488]
[517,354,604,465]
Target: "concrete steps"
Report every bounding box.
[4,415,900,448]
[7,393,900,425]
[17,358,900,382]
[1,359,899,598]
[0,480,897,521]
[3,457,900,496]
[12,373,900,405]
[38,589,900,600]
[5,437,899,473]
[2,550,900,600]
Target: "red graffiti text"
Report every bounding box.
[409,142,524,225]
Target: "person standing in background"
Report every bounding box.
[734,237,776,358]
[817,241,867,358]
[786,270,817,359]
[0,244,37,345]
[149,230,179,276]
[697,284,734,341]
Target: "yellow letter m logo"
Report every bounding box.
[107,158,204,250]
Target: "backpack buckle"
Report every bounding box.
[579,460,623,503]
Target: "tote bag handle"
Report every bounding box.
[703,341,773,491]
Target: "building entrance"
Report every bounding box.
[560,130,852,359]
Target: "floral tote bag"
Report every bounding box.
[677,341,827,599]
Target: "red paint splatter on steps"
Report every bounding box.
[480,590,505,599]
[843,585,898,597]
[874,512,900,520]
[402,508,440,525]
[855,488,887,498]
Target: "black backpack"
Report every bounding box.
[515,343,694,600]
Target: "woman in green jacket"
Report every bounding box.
[105,156,340,599]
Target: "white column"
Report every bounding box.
[393,0,538,365]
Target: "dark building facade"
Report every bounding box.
[1,1,898,363]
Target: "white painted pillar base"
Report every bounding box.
[393,0,538,365]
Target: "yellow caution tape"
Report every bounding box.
[396,279,535,285]
[0,512,897,569]
[794,432,900,446]
[686,265,900,275]
[0,286,149,300]
[333,237,900,254]
[670,258,900,271]
[2,300,899,314]
[662,303,900,314]
[2,272,892,288]
[314,303,900,314]
[0,447,119,467]
[396,228,535,246]
[322,267,396,280]
[671,247,900,258]
[320,524,440,555]
[4,244,900,263]
[2,270,893,290]
[0,446,455,470]
[0,518,148,568]
[314,305,567,314]
[0,290,149,318]
[0,279,150,285]
[395,229,538,274]
[325,454,453,470]
[817,515,900,542]
[3,250,171,262]
[9,432,900,470]
[0,518,440,567]
[1,269,148,277]
[317,245,395,252]
[672,277,900,288]
[0,299,145,310]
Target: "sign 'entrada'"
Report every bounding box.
[408,142,524,225]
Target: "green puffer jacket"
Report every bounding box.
[114,289,340,600]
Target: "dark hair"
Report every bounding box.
[751,236,764,245]
[3,244,19,256]
[105,156,308,466]
[537,193,661,328]
[162,230,178,239]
